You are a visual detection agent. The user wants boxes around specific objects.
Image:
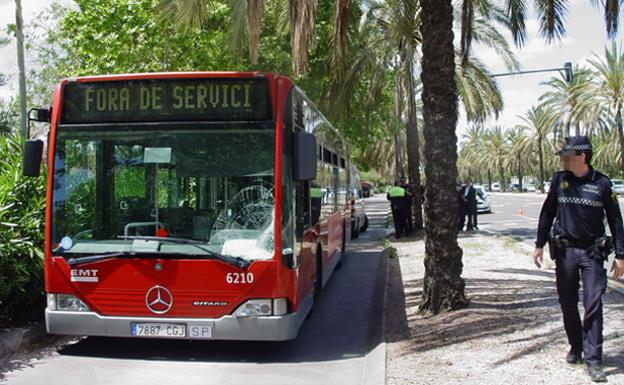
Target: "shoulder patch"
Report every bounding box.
[561,179,569,190]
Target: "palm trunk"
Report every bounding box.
[395,70,404,179]
[517,162,522,192]
[616,106,624,171]
[15,0,27,137]
[538,136,545,193]
[487,169,492,191]
[403,54,423,230]
[419,0,468,314]
[498,159,504,192]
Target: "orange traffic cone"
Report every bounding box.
[517,208,525,216]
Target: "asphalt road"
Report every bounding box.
[2,197,391,385]
[477,192,624,285]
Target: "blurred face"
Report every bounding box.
[561,151,585,170]
[464,177,472,185]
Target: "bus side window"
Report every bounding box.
[295,181,310,239]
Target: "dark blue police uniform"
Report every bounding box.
[536,140,624,368]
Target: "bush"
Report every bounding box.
[0,131,47,327]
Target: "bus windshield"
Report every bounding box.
[51,125,276,262]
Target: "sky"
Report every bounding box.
[463,0,624,137]
[0,0,622,138]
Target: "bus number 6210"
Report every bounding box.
[226,272,254,284]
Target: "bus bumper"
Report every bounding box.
[45,294,312,341]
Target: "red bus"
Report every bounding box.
[23,72,352,340]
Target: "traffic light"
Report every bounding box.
[564,62,573,83]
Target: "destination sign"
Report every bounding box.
[60,78,272,124]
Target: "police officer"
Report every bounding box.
[533,136,624,383]
[400,176,414,234]
[387,180,409,238]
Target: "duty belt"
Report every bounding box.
[555,237,594,249]
[550,234,614,261]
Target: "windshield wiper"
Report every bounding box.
[118,236,252,270]
[66,251,134,267]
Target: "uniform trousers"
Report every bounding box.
[391,205,408,237]
[555,247,607,366]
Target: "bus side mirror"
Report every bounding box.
[23,139,44,177]
[293,132,317,181]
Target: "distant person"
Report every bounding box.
[457,182,466,231]
[533,136,624,383]
[400,176,414,234]
[387,180,409,238]
[459,177,477,230]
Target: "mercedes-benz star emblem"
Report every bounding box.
[145,285,173,314]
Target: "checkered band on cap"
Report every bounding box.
[562,144,592,151]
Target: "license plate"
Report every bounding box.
[188,324,214,339]
[131,323,186,338]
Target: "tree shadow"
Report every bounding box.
[386,260,624,372]
[487,226,537,243]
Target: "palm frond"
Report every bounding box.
[535,0,568,43]
[505,0,528,47]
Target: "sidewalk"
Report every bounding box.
[384,231,624,385]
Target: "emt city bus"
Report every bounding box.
[23,72,352,340]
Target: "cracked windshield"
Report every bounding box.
[51,127,275,261]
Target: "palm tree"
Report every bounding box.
[505,126,530,191]
[15,0,27,137]
[419,0,468,314]
[482,126,508,190]
[539,66,595,138]
[588,42,624,171]
[516,105,558,192]
[157,0,317,76]
[459,125,490,186]
[418,0,624,314]
[348,0,518,232]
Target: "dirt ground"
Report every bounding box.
[384,231,624,385]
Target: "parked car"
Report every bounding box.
[612,179,624,195]
[350,167,369,239]
[543,181,551,193]
[490,182,501,192]
[526,184,536,193]
[474,185,492,214]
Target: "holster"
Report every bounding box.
[548,229,564,260]
[547,237,560,260]
[588,235,614,261]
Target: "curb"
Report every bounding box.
[0,322,46,364]
[362,247,388,385]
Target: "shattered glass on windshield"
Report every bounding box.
[211,182,275,260]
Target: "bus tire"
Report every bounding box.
[314,246,323,301]
[361,215,369,232]
[352,219,360,239]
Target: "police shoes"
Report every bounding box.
[587,364,607,382]
[566,349,582,365]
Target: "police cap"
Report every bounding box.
[556,136,592,156]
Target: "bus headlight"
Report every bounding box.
[233,298,288,317]
[48,294,90,312]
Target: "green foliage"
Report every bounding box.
[0,131,46,326]
[29,0,395,172]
